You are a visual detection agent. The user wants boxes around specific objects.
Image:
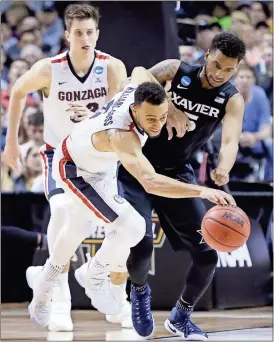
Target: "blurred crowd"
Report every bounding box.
[1,1,273,194]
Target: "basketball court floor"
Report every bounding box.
[1,303,272,341]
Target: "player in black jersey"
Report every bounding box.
[117,33,246,339]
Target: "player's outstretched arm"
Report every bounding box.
[107,57,127,101]
[211,93,245,186]
[3,58,51,170]
[148,59,180,84]
[109,129,236,205]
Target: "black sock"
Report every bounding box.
[177,296,194,311]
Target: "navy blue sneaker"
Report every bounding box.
[164,303,208,340]
[131,284,154,338]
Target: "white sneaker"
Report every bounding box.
[48,274,73,332]
[26,266,73,331]
[74,255,121,315]
[27,266,54,327]
[106,300,133,328]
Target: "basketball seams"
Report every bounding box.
[203,221,244,248]
[206,206,250,226]
[204,217,249,238]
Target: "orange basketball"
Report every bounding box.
[201,205,251,252]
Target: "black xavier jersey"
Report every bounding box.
[142,61,238,168]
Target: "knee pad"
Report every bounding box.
[116,209,146,248]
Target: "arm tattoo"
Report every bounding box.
[148,59,180,84]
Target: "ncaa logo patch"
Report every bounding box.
[94,66,104,75]
[181,76,191,87]
[113,194,124,204]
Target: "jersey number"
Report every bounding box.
[87,102,99,112]
[70,103,99,123]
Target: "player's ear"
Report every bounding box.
[65,30,70,43]
[204,50,210,60]
[130,104,137,114]
[96,29,100,41]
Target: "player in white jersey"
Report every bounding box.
[27,67,235,336]
[3,3,127,332]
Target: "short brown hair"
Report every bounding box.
[236,62,256,78]
[64,4,100,31]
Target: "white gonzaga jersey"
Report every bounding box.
[43,49,110,147]
[66,84,148,175]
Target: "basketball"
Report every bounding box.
[201,205,251,252]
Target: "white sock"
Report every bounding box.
[110,282,127,306]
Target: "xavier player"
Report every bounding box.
[118,32,246,339]
[27,66,235,332]
[3,4,127,332]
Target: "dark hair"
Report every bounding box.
[11,58,30,68]
[134,82,167,106]
[19,28,36,39]
[236,4,251,11]
[235,63,256,78]
[209,32,246,62]
[64,4,100,30]
[253,1,271,19]
[255,21,270,30]
[28,111,44,126]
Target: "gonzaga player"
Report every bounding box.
[3,3,127,332]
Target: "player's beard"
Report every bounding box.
[204,61,216,89]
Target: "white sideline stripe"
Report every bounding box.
[192,313,272,319]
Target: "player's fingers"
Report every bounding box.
[166,124,173,140]
[224,194,236,206]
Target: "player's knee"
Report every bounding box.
[119,209,146,248]
[194,249,218,269]
[49,194,66,216]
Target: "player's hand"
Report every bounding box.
[239,132,257,148]
[200,188,236,206]
[210,168,229,186]
[67,103,91,122]
[2,142,24,171]
[166,103,190,140]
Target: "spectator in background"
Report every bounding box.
[5,3,29,30]
[1,46,9,90]
[1,22,18,54]
[212,2,231,31]
[257,45,273,112]
[255,21,271,36]
[195,24,217,64]
[230,10,251,37]
[1,59,39,111]
[20,44,44,66]
[234,63,272,181]
[13,144,43,193]
[179,43,197,63]
[20,111,44,159]
[36,1,64,56]
[241,23,263,68]
[17,16,41,35]
[262,31,273,49]
[6,29,43,61]
[1,106,8,152]
[1,156,13,192]
[250,1,270,26]
[236,3,252,16]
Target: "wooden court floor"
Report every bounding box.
[1,303,272,341]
